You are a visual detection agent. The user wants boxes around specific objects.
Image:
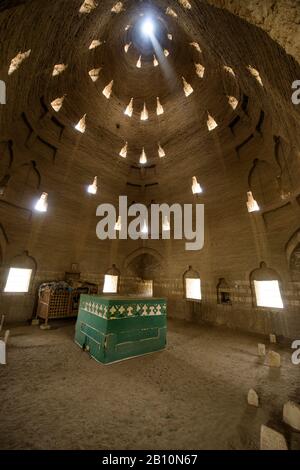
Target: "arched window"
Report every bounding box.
[183,266,201,301]
[103,264,120,294]
[3,251,37,294]
[250,262,284,310]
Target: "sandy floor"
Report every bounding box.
[0,319,299,450]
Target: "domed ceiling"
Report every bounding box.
[0,0,300,279]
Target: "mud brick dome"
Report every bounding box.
[0,0,300,336]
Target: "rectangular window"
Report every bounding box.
[103,275,118,294]
[254,280,284,309]
[4,268,32,293]
[185,278,201,301]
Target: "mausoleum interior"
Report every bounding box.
[0,0,300,452]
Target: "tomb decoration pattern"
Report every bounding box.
[82,298,167,319]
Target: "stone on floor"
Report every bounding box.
[247,389,259,407]
[283,401,300,431]
[267,350,281,368]
[260,425,288,450]
[258,343,266,356]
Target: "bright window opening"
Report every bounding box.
[89,39,102,50]
[165,7,178,18]
[103,275,118,294]
[179,0,192,9]
[8,50,31,75]
[254,280,284,309]
[52,64,68,77]
[79,0,97,14]
[189,42,202,52]
[111,2,124,14]
[89,68,101,82]
[50,95,65,112]
[185,278,201,301]
[4,268,32,293]
[102,80,113,99]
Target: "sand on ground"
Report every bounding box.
[0,319,299,450]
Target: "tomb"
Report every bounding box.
[75,295,167,364]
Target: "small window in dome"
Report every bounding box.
[247,66,263,87]
[156,97,164,115]
[139,148,147,164]
[124,98,133,117]
[111,2,124,13]
[195,63,205,78]
[124,42,131,53]
[164,49,169,57]
[153,55,159,67]
[182,77,193,97]
[189,42,202,53]
[50,95,66,112]
[140,103,148,121]
[165,7,178,18]
[89,68,101,82]
[89,39,102,50]
[178,0,192,9]
[136,55,142,68]
[52,64,68,77]
[224,65,235,77]
[167,33,173,41]
[158,143,166,158]
[102,80,113,99]
[75,114,86,133]
[79,0,97,14]
[125,24,131,31]
[119,142,128,158]
[228,95,238,110]
[207,112,218,131]
[8,50,31,75]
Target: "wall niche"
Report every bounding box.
[217,278,231,305]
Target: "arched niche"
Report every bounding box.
[217,278,231,305]
[3,250,37,293]
[250,262,284,310]
[102,264,120,294]
[286,230,300,281]
[124,248,164,297]
[248,159,280,208]
[4,160,41,209]
[124,247,164,273]
[183,265,201,302]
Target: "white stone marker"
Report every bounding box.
[283,401,300,431]
[260,425,288,450]
[258,343,266,356]
[270,334,277,344]
[268,351,281,368]
[247,388,259,407]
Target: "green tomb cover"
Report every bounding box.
[75,295,167,364]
